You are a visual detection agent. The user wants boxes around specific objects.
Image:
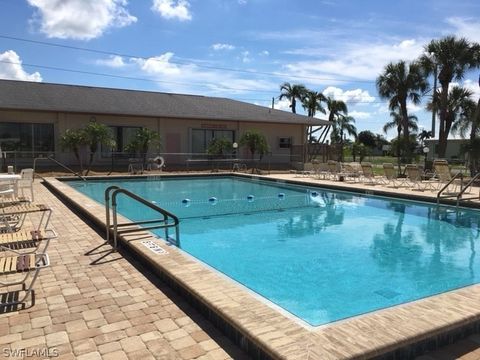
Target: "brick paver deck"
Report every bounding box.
[0,181,248,360]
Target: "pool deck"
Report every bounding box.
[1,173,480,359]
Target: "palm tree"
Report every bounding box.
[279,82,307,114]
[331,115,357,161]
[83,120,116,175]
[383,111,418,173]
[318,97,348,143]
[419,36,480,158]
[417,130,433,146]
[239,130,269,173]
[376,60,427,160]
[302,90,327,151]
[429,86,476,143]
[124,128,161,166]
[60,129,86,172]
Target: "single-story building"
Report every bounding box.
[424,139,468,163]
[0,79,328,170]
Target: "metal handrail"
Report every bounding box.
[456,173,480,207]
[33,155,86,181]
[437,172,463,204]
[104,187,180,249]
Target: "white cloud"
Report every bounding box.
[0,50,42,82]
[349,111,371,119]
[283,38,425,83]
[259,50,269,56]
[133,52,275,95]
[96,55,127,68]
[26,0,136,40]
[151,0,191,21]
[212,43,235,51]
[274,98,291,111]
[322,86,375,104]
[446,17,480,43]
[238,0,247,4]
[241,51,251,63]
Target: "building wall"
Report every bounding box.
[0,109,306,168]
[424,139,468,162]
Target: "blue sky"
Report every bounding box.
[1,0,480,138]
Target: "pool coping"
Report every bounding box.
[45,174,480,360]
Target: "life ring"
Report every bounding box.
[153,156,165,168]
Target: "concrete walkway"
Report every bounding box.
[0,181,248,359]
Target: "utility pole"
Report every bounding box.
[271,97,274,109]
[431,59,438,138]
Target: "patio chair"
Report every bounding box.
[0,252,49,306]
[405,164,438,191]
[0,229,57,253]
[0,203,52,233]
[382,163,408,188]
[327,160,340,180]
[360,162,382,185]
[433,160,462,193]
[17,169,34,202]
[338,163,361,182]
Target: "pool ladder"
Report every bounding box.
[436,172,480,207]
[104,186,180,249]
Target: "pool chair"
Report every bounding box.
[405,164,438,191]
[360,162,382,185]
[0,252,49,306]
[0,203,52,233]
[17,169,34,202]
[0,229,57,254]
[433,160,462,193]
[327,160,340,180]
[338,163,361,182]
[382,163,408,188]
[0,183,14,198]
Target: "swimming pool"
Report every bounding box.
[67,176,480,326]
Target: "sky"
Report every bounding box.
[0,0,480,139]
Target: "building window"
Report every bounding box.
[102,126,140,157]
[0,122,54,156]
[279,137,292,148]
[191,129,234,155]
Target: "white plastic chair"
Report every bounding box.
[17,168,34,201]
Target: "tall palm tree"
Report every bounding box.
[384,111,418,173]
[83,120,116,175]
[331,115,357,161]
[318,97,348,143]
[302,90,327,144]
[418,130,433,146]
[279,82,307,114]
[376,60,427,160]
[419,36,480,158]
[428,86,476,144]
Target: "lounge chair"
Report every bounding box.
[338,163,361,182]
[433,160,462,193]
[360,162,382,185]
[405,164,438,191]
[0,229,57,253]
[382,163,408,188]
[0,203,52,232]
[0,252,49,306]
[327,160,340,180]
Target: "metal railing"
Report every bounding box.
[33,155,86,181]
[105,186,180,249]
[456,173,480,207]
[437,172,463,204]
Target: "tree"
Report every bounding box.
[357,130,377,149]
[417,130,433,146]
[60,129,86,172]
[124,128,161,166]
[331,115,357,162]
[279,82,307,114]
[206,138,233,158]
[83,120,116,175]
[302,90,327,143]
[239,130,269,160]
[318,97,348,143]
[383,111,418,173]
[376,60,427,160]
[428,86,476,151]
[419,36,480,157]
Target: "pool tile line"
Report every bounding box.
[45,176,480,360]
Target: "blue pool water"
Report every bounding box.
[68,176,480,326]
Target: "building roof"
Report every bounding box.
[0,80,328,126]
